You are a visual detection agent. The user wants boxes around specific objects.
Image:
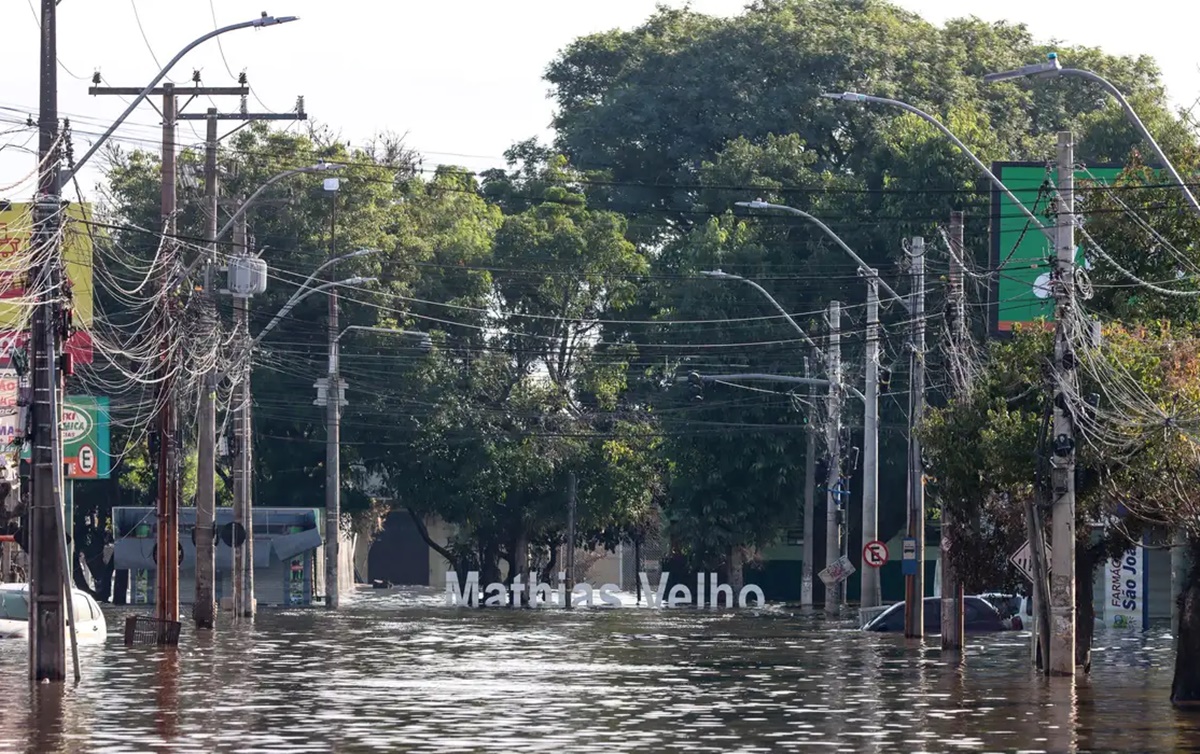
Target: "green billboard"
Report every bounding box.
[989,162,1124,334]
[20,395,111,479]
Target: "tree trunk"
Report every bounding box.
[541,542,559,585]
[112,569,129,605]
[480,538,501,589]
[1171,536,1200,707]
[512,530,529,608]
[1076,545,1095,673]
[727,546,745,593]
[406,508,460,572]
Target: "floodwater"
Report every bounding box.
[0,588,1197,753]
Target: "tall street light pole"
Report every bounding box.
[699,269,838,609]
[984,53,1200,218]
[194,156,322,629]
[730,202,910,612]
[861,267,881,609]
[818,89,1060,652]
[322,324,432,608]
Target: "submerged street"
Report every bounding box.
[0,589,1195,752]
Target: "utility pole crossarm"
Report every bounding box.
[88,86,249,97]
[177,112,306,121]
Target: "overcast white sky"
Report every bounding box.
[3,0,1198,199]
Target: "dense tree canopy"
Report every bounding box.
[72,0,1200,600]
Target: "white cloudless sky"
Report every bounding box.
[2,0,1197,198]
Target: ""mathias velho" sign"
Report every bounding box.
[444,571,765,608]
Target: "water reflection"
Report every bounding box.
[0,588,1195,752]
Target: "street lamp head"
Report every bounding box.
[982,55,1062,84]
[339,276,375,288]
[734,200,773,210]
[820,92,866,103]
[253,14,299,27]
[346,248,380,260]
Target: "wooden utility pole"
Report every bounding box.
[155,83,180,626]
[904,238,927,639]
[88,81,251,631]
[30,0,67,681]
[942,213,966,651]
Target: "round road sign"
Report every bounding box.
[862,539,888,568]
[78,444,95,475]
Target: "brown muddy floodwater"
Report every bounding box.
[0,587,1197,752]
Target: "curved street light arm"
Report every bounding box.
[170,164,342,291]
[701,269,823,352]
[216,163,336,243]
[337,325,431,347]
[250,277,374,354]
[819,92,1055,244]
[677,372,866,402]
[216,275,374,385]
[1056,68,1200,218]
[64,15,297,183]
[734,200,912,311]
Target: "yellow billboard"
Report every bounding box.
[0,201,94,363]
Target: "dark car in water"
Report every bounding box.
[862,595,1018,633]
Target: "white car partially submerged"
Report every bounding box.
[0,583,108,643]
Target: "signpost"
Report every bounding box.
[901,537,918,576]
[862,540,888,568]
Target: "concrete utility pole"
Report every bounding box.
[1049,131,1078,676]
[802,354,816,608]
[942,213,966,651]
[566,471,576,608]
[30,0,67,682]
[861,270,881,609]
[824,300,842,615]
[194,110,219,629]
[904,238,927,639]
[230,210,250,620]
[325,181,342,609]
